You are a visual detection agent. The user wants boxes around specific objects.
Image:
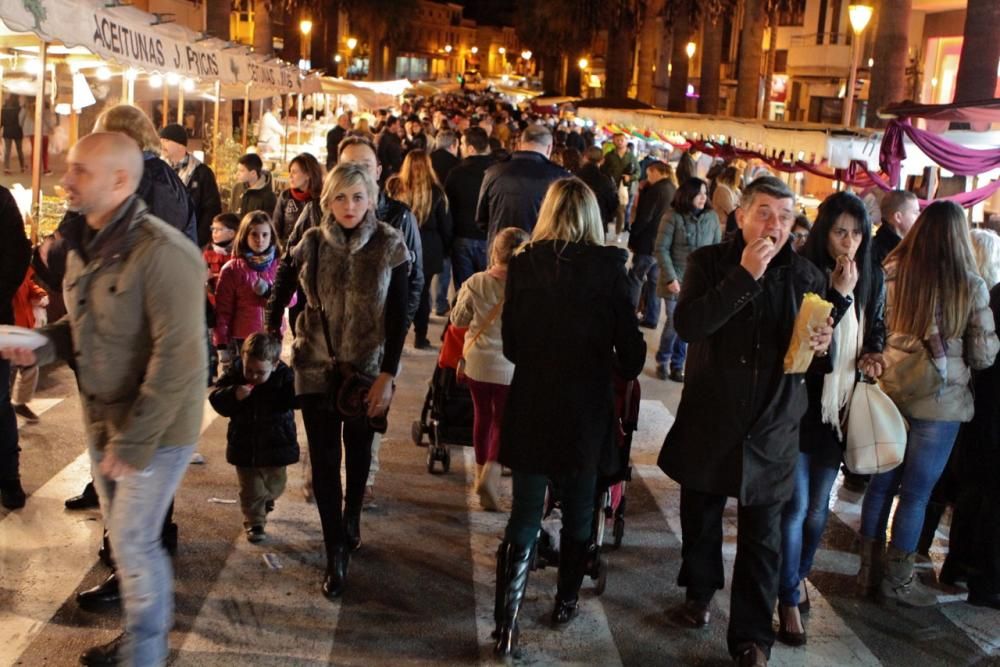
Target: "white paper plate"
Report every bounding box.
[0,325,49,350]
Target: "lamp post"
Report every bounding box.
[685,41,696,60]
[299,19,312,71]
[843,3,873,126]
[578,57,589,97]
[346,37,357,78]
[444,44,453,77]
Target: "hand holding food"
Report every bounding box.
[741,235,778,281]
[783,293,834,373]
[831,254,858,297]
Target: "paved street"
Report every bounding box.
[1,315,998,666]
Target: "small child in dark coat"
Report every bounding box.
[209,333,299,543]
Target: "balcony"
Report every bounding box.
[787,33,852,78]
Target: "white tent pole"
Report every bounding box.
[30,40,48,244]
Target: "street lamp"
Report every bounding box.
[498,47,506,55]
[578,57,588,70]
[471,46,478,55]
[685,41,696,59]
[444,44,453,53]
[521,50,532,61]
[346,37,358,51]
[299,19,312,36]
[843,2,873,125]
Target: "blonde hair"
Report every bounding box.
[320,161,379,215]
[95,104,161,154]
[970,228,1000,289]
[531,178,604,246]
[887,200,976,339]
[491,227,530,266]
[395,150,443,227]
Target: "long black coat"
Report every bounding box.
[628,178,676,256]
[0,186,30,326]
[445,154,495,240]
[500,242,646,476]
[577,163,619,226]
[476,151,569,249]
[418,186,453,276]
[209,359,300,468]
[657,236,828,505]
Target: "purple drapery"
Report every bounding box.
[880,119,1000,187]
[855,161,1000,208]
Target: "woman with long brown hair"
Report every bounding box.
[393,149,452,349]
[272,152,323,245]
[858,200,998,607]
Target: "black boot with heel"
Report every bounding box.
[493,540,534,657]
[552,536,590,625]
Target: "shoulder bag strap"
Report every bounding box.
[312,239,336,361]
[463,299,504,358]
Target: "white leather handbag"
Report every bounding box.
[844,378,908,475]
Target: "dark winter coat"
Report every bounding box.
[476,151,570,249]
[1,102,22,139]
[628,178,676,256]
[210,359,300,468]
[431,148,460,185]
[655,208,722,299]
[272,189,312,245]
[139,152,198,244]
[376,130,403,183]
[0,185,30,326]
[577,163,619,226]
[230,171,277,218]
[174,157,222,246]
[871,222,901,266]
[799,268,886,467]
[657,236,829,505]
[445,154,495,241]
[499,241,646,476]
[326,125,347,169]
[418,186,453,276]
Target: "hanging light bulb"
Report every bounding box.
[183,77,195,92]
[96,66,112,81]
[165,72,180,86]
[149,74,163,88]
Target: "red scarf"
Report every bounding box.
[290,187,312,203]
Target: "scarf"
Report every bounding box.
[821,305,862,440]
[245,246,276,271]
[211,239,233,256]
[290,187,312,203]
[173,153,201,187]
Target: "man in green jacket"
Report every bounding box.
[602,132,640,237]
[2,132,207,666]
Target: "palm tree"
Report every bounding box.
[515,0,601,94]
[666,0,696,112]
[605,0,641,99]
[867,0,911,126]
[953,0,1000,103]
[734,0,766,118]
[698,10,725,114]
[637,0,667,104]
[344,0,413,80]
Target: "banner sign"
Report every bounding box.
[0,0,301,92]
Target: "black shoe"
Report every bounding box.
[493,540,534,656]
[66,481,100,510]
[265,499,275,514]
[735,643,768,666]
[552,537,589,625]
[246,525,266,543]
[13,404,39,422]
[668,368,685,383]
[77,572,121,611]
[162,522,178,556]
[79,632,125,666]
[343,511,362,552]
[841,472,869,494]
[322,545,350,599]
[414,337,435,350]
[0,478,26,510]
[776,603,807,646]
[655,364,668,381]
[669,599,711,628]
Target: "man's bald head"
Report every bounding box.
[62,132,144,228]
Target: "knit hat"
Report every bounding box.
[158,123,188,146]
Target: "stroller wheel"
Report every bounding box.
[593,554,608,596]
[612,516,625,549]
[411,420,424,447]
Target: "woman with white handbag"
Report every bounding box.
[777,192,886,646]
[858,201,999,608]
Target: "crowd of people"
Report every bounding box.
[0,89,998,667]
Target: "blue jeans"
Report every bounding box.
[656,298,687,369]
[0,358,18,481]
[434,258,452,313]
[860,418,961,553]
[505,470,596,546]
[451,237,487,291]
[779,453,840,605]
[91,443,195,666]
[629,254,660,326]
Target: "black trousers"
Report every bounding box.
[678,487,782,658]
[301,397,375,561]
[413,272,435,340]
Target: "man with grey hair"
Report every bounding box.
[1,132,207,666]
[657,176,833,667]
[476,123,569,249]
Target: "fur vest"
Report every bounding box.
[290,210,408,395]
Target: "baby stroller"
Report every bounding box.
[411,322,475,474]
[537,374,641,595]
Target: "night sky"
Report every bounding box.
[458,0,517,26]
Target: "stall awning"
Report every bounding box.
[0,0,304,94]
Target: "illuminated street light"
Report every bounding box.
[578,58,588,70]
[299,19,312,36]
[346,37,358,50]
[445,44,453,53]
[686,42,696,59]
[843,2,874,125]
[498,47,506,55]
[334,54,342,63]
[471,46,478,55]
[521,50,532,61]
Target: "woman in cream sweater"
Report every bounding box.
[451,227,530,510]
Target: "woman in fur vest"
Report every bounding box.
[265,162,410,600]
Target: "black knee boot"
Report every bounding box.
[343,506,362,552]
[322,544,350,599]
[552,537,590,625]
[493,540,534,657]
